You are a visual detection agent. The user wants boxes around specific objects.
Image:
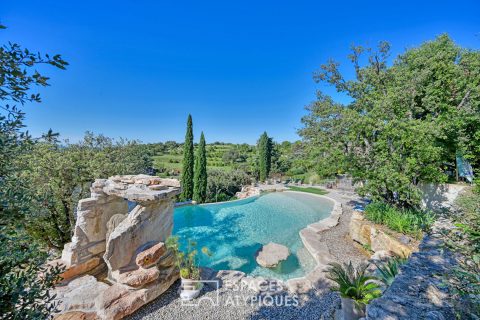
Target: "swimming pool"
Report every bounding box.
[173,191,333,280]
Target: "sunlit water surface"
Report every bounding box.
[173,191,333,280]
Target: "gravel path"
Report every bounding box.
[127,189,368,320]
[317,189,369,267]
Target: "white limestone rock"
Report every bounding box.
[256,242,290,268]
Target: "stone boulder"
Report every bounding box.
[49,257,101,283]
[106,214,127,242]
[117,267,160,288]
[135,242,166,268]
[366,233,457,319]
[56,275,109,313]
[235,185,261,199]
[54,311,98,320]
[157,251,175,268]
[256,242,290,268]
[104,200,174,276]
[350,210,415,257]
[95,284,145,320]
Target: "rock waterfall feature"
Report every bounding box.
[51,175,181,320]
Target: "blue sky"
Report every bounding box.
[1,1,479,144]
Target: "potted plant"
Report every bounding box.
[166,236,211,301]
[326,262,381,320]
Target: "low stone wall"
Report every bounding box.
[366,220,457,319]
[349,211,415,257]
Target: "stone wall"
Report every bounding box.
[51,175,181,320]
[350,211,415,257]
[366,220,457,319]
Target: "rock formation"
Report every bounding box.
[256,242,290,268]
[349,210,415,257]
[235,185,261,199]
[50,175,181,320]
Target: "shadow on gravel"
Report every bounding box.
[248,282,340,320]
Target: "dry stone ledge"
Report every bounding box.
[256,242,290,268]
[350,210,415,257]
[51,175,181,320]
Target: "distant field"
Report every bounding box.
[152,143,251,177]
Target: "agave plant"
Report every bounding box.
[374,256,407,286]
[326,262,381,307]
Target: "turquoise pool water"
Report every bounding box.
[173,191,333,280]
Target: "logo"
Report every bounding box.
[180,278,299,308]
[180,280,220,307]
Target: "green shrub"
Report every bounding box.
[206,169,251,203]
[364,202,434,238]
[0,229,64,319]
[374,256,408,286]
[305,172,322,184]
[446,190,480,317]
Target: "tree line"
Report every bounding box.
[299,35,480,208]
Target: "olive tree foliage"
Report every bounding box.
[0,230,64,319]
[300,35,480,207]
[17,133,154,249]
[0,24,68,319]
[206,169,251,203]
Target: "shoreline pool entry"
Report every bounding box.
[173,191,334,280]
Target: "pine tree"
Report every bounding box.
[257,131,272,181]
[181,114,194,200]
[193,132,208,203]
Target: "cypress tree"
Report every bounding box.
[193,132,208,203]
[257,131,272,181]
[181,114,194,200]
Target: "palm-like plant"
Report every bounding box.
[326,262,381,307]
[374,257,407,286]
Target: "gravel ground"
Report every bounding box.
[126,281,340,320]
[127,189,367,320]
[317,190,369,267]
